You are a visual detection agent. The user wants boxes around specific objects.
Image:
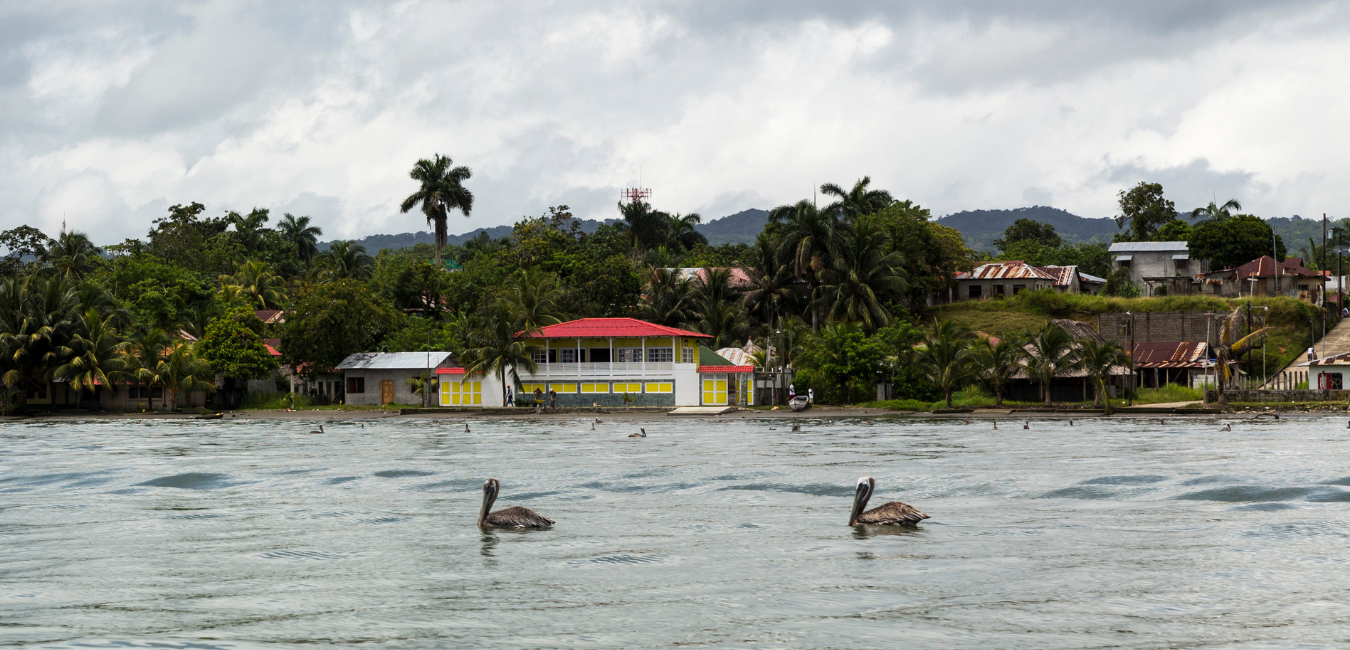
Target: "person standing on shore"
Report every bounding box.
[808,388,814,403]
[549,388,557,410]
[533,387,543,406]
[1308,346,1317,362]
[789,384,796,400]
[506,386,514,407]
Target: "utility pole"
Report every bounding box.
[1127,311,1135,406]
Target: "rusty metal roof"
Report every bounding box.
[964,261,1058,281]
[1300,351,1350,367]
[1129,341,1208,368]
[1035,265,1077,287]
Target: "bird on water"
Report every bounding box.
[791,423,801,432]
[477,478,554,528]
[629,427,646,438]
[1023,421,1029,430]
[992,420,998,430]
[309,425,324,434]
[465,423,471,434]
[1221,423,1232,432]
[848,477,929,526]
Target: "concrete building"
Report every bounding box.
[337,351,459,406]
[1038,265,1106,295]
[1108,241,1202,295]
[955,261,1058,300]
[1299,352,1350,389]
[1198,256,1325,302]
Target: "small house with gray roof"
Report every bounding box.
[1108,241,1204,295]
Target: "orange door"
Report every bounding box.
[381,380,394,405]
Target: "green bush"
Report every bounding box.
[241,391,316,410]
[1014,288,1071,316]
[1132,383,1202,404]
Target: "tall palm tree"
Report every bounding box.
[46,230,102,279]
[739,231,797,328]
[769,200,847,331]
[636,267,693,327]
[159,341,215,410]
[400,154,473,267]
[0,275,78,412]
[819,176,893,222]
[1076,338,1131,414]
[226,208,270,250]
[969,336,1025,407]
[460,304,538,406]
[320,241,375,280]
[814,222,906,332]
[918,319,973,407]
[1025,323,1077,406]
[126,328,172,411]
[689,299,749,349]
[1190,198,1243,224]
[1210,305,1271,405]
[276,213,323,263]
[219,260,287,309]
[668,213,707,250]
[618,200,670,250]
[53,309,129,408]
[501,268,565,330]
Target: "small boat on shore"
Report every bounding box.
[195,413,223,420]
[788,396,811,411]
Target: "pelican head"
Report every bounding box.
[849,476,875,526]
[478,478,500,528]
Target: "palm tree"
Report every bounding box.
[460,304,538,406]
[1210,305,1271,405]
[219,260,287,309]
[400,154,473,267]
[918,319,973,407]
[820,176,893,222]
[739,231,797,328]
[769,200,847,331]
[0,275,78,412]
[814,222,906,332]
[1076,338,1131,414]
[969,336,1025,407]
[501,268,565,330]
[1025,323,1078,406]
[126,328,172,410]
[668,213,707,250]
[320,241,375,280]
[159,341,215,410]
[689,299,749,349]
[1191,198,1243,224]
[53,309,129,408]
[276,213,323,263]
[46,230,102,279]
[618,200,670,250]
[226,208,270,249]
[636,267,693,327]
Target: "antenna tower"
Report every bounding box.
[621,186,651,204]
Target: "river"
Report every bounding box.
[3,415,1349,648]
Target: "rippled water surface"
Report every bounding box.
[6,415,1350,648]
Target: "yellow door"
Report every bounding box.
[702,378,727,405]
[380,380,394,405]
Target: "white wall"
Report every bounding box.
[674,363,700,406]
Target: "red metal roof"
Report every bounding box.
[435,367,466,375]
[1228,256,1322,278]
[698,365,754,373]
[1130,342,1208,368]
[527,318,711,339]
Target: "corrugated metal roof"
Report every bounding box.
[964,261,1058,281]
[337,351,454,370]
[529,318,711,339]
[716,347,755,366]
[1035,265,1078,287]
[1226,255,1323,278]
[1130,341,1208,368]
[1079,271,1107,284]
[1300,351,1350,366]
[1108,241,1189,252]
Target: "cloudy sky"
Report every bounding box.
[2,0,1347,244]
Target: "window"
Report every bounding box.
[581,383,609,393]
[647,347,673,363]
[1174,259,1189,272]
[589,348,611,363]
[530,348,547,364]
[559,348,578,363]
[551,383,577,393]
[993,285,1005,296]
[1012,284,1026,295]
[681,347,696,363]
[616,347,642,362]
[613,382,642,394]
[346,377,365,394]
[645,382,673,393]
[968,285,982,299]
[441,380,481,406]
[1119,259,1132,269]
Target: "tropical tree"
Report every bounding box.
[196,308,278,382]
[739,231,796,327]
[668,213,707,250]
[769,199,847,330]
[690,299,749,349]
[820,176,892,222]
[969,336,1025,407]
[225,208,270,250]
[52,309,129,408]
[276,213,323,263]
[0,276,78,413]
[501,268,565,330]
[1210,305,1271,405]
[159,341,215,410]
[219,260,286,309]
[636,267,693,327]
[814,222,906,332]
[1076,338,1131,414]
[46,230,102,279]
[1024,323,1077,406]
[400,154,474,266]
[917,319,973,408]
[126,328,172,410]
[320,241,375,280]
[618,200,669,250]
[1190,198,1243,224]
[460,304,538,405]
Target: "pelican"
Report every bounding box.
[629,427,646,438]
[1160,419,1166,425]
[309,425,324,434]
[1221,423,1232,432]
[591,421,596,431]
[791,423,801,432]
[1069,419,1074,426]
[992,420,998,430]
[963,418,970,425]
[478,479,554,528]
[464,423,470,433]
[849,477,929,526]
[1023,421,1029,430]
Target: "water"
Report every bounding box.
[4,415,1350,649]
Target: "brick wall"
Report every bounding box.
[1097,311,1220,346]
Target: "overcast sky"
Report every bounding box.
[2,0,1348,244]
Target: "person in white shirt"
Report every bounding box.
[1308,346,1316,362]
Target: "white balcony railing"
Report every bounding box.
[524,362,676,377]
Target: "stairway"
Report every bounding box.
[1261,317,1350,388]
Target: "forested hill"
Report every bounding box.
[935,206,1118,252]
[321,208,770,252]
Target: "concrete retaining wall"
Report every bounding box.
[1218,389,1350,402]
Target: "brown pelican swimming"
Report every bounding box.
[1221,423,1232,432]
[629,427,646,438]
[791,423,801,432]
[465,423,471,433]
[1023,421,1029,430]
[478,479,554,528]
[309,425,324,434]
[849,477,929,526]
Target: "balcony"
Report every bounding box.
[524,362,676,378]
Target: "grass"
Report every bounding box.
[1131,383,1203,404]
[859,386,1047,411]
[236,392,418,411]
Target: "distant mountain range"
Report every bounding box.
[934,206,1119,252]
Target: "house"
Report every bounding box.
[1108,241,1203,294]
[1129,341,1210,388]
[955,261,1058,300]
[1037,265,1106,295]
[1198,256,1325,302]
[1299,352,1350,389]
[515,318,742,407]
[1007,320,1132,401]
[337,351,458,406]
